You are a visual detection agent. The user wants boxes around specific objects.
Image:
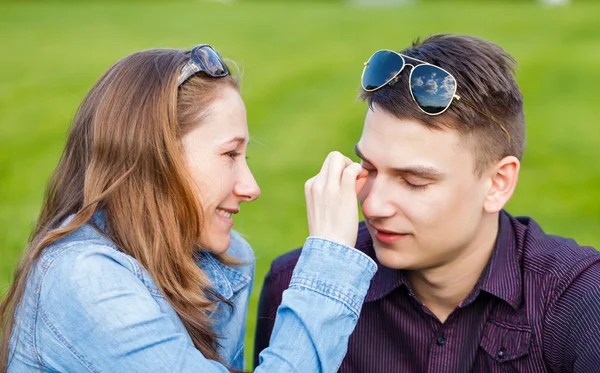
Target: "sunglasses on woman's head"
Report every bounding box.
[177,44,229,87]
[361,49,511,142]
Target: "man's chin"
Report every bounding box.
[373,245,415,270]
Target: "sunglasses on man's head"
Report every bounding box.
[361,49,511,142]
[177,44,229,87]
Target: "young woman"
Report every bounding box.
[0,44,375,372]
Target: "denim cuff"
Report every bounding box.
[289,237,377,316]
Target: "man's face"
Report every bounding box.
[356,105,493,270]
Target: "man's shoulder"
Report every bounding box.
[267,222,373,279]
[515,215,600,280]
[269,247,302,277]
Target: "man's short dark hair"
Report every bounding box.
[360,34,525,175]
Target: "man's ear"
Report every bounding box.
[483,156,520,214]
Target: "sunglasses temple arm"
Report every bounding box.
[456,96,512,143]
[177,62,198,86]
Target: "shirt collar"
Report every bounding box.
[196,252,251,301]
[361,211,523,308]
[478,211,523,310]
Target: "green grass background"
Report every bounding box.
[1,0,599,368]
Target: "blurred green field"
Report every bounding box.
[1,0,599,368]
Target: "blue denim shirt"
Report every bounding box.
[8,213,377,372]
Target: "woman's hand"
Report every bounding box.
[305,151,368,248]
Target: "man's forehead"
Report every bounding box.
[363,113,460,152]
[359,110,472,172]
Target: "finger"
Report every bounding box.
[326,152,353,190]
[319,151,337,175]
[313,152,334,191]
[355,168,369,196]
[341,163,364,193]
[304,176,315,198]
[305,176,317,216]
[304,176,316,233]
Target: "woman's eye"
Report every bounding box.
[226,151,241,159]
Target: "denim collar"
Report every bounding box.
[89,210,250,301]
[196,252,251,301]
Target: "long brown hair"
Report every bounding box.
[0,48,242,371]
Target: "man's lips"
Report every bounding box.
[369,223,410,245]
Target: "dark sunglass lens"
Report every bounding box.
[193,47,228,76]
[362,51,405,91]
[410,65,456,114]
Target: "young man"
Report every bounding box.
[254,34,600,372]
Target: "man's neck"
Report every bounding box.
[408,214,500,323]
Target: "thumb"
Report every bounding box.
[355,168,369,196]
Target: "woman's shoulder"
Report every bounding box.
[39,221,136,274]
[34,222,152,309]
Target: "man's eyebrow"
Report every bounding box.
[392,165,444,179]
[354,144,443,179]
[354,144,370,162]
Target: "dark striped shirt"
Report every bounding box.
[253,211,600,372]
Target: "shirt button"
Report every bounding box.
[497,348,507,359]
[436,335,446,346]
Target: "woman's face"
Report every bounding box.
[182,86,260,254]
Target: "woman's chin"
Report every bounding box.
[200,234,231,255]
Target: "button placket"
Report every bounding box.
[436,334,446,346]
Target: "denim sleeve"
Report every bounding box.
[38,238,375,373]
[256,237,377,372]
[252,264,280,368]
